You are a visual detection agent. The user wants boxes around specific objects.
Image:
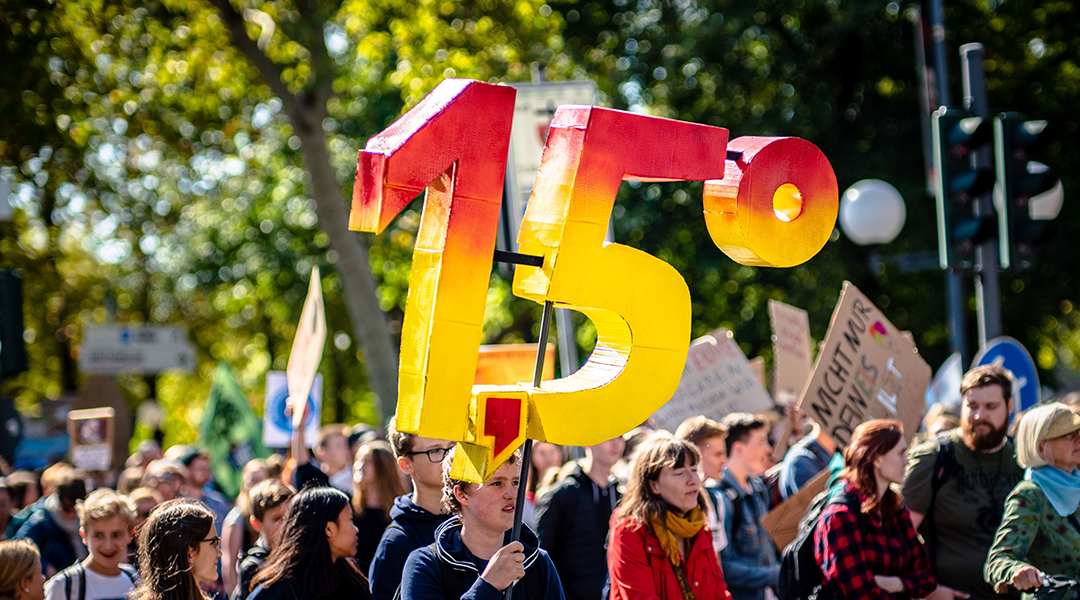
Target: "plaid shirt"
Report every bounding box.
[813,484,936,600]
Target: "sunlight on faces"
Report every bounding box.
[318,435,352,474]
[874,436,908,486]
[531,443,563,476]
[22,559,45,600]
[251,503,289,550]
[589,437,626,469]
[402,437,456,490]
[649,458,701,515]
[1042,431,1080,472]
[961,385,1010,451]
[188,533,222,585]
[734,428,772,477]
[456,461,520,534]
[82,516,132,573]
[325,506,357,560]
[697,436,727,481]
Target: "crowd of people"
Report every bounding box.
[1,363,1078,600]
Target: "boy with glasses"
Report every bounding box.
[368,418,456,600]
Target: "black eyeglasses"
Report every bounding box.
[199,536,221,550]
[406,446,453,463]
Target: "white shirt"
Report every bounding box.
[44,566,137,600]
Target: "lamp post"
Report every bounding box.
[839,179,907,247]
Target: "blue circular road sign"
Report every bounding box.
[972,337,1040,412]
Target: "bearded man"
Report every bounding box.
[902,364,1024,600]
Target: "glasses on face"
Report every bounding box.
[406,446,453,463]
[199,536,221,550]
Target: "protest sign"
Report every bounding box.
[769,300,814,396]
[68,407,114,471]
[797,282,931,447]
[287,266,326,429]
[762,468,829,550]
[651,329,774,431]
[474,344,556,385]
[263,371,323,448]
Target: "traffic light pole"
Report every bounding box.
[960,43,1002,346]
[926,0,968,363]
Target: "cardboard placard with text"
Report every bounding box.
[68,407,115,471]
[762,468,829,550]
[797,282,930,447]
[651,329,774,431]
[769,300,814,396]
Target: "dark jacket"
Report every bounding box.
[368,494,452,600]
[233,538,270,600]
[535,463,620,600]
[247,562,371,600]
[15,503,84,574]
[400,516,565,600]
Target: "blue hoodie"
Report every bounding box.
[368,494,452,600]
[400,516,564,600]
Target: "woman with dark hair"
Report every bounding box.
[351,442,406,574]
[607,432,730,600]
[249,487,369,600]
[813,420,936,599]
[130,499,221,600]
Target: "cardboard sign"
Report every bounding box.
[769,300,814,395]
[68,407,114,471]
[263,371,323,448]
[287,266,326,429]
[651,329,775,431]
[762,468,829,550]
[474,344,556,386]
[797,282,931,447]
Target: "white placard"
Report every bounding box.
[80,326,195,374]
[262,371,322,448]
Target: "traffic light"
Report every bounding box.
[932,107,997,270]
[994,112,1062,269]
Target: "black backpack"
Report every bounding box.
[776,486,864,600]
[58,563,139,600]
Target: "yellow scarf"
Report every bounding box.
[648,507,705,566]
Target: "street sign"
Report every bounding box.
[972,336,1040,412]
[287,266,326,429]
[504,81,598,249]
[80,326,195,374]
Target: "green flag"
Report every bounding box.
[198,362,269,498]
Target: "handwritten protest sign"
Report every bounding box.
[763,468,829,550]
[651,329,774,431]
[797,282,930,447]
[769,300,814,396]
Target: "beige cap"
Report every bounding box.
[1044,409,1080,441]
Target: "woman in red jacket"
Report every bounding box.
[608,432,732,600]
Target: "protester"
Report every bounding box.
[292,425,354,494]
[902,364,1024,600]
[400,449,564,600]
[674,416,729,553]
[350,441,407,574]
[7,471,40,511]
[233,479,294,600]
[116,468,144,496]
[524,442,563,528]
[368,420,454,600]
[169,447,231,531]
[536,436,624,600]
[777,419,837,501]
[129,499,221,600]
[814,420,936,600]
[717,413,778,600]
[14,469,88,577]
[9,465,69,539]
[124,488,161,558]
[43,489,138,600]
[223,460,270,596]
[607,432,730,600]
[984,402,1080,597]
[142,460,185,502]
[0,539,46,600]
[248,486,370,600]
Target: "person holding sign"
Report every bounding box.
[814,420,936,600]
[400,449,564,600]
[607,433,730,600]
[984,402,1080,598]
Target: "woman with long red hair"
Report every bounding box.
[813,420,936,599]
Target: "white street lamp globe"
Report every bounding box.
[839,179,906,246]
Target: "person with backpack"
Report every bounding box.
[129,499,222,600]
[43,490,138,600]
[368,419,454,600]
[607,432,730,600]
[984,402,1080,599]
[814,420,936,600]
[233,479,295,600]
[901,364,1023,600]
[400,448,564,600]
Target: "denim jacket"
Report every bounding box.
[717,469,780,600]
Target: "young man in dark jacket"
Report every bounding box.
[367,419,455,600]
[534,437,623,600]
[15,471,87,576]
[400,449,565,600]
